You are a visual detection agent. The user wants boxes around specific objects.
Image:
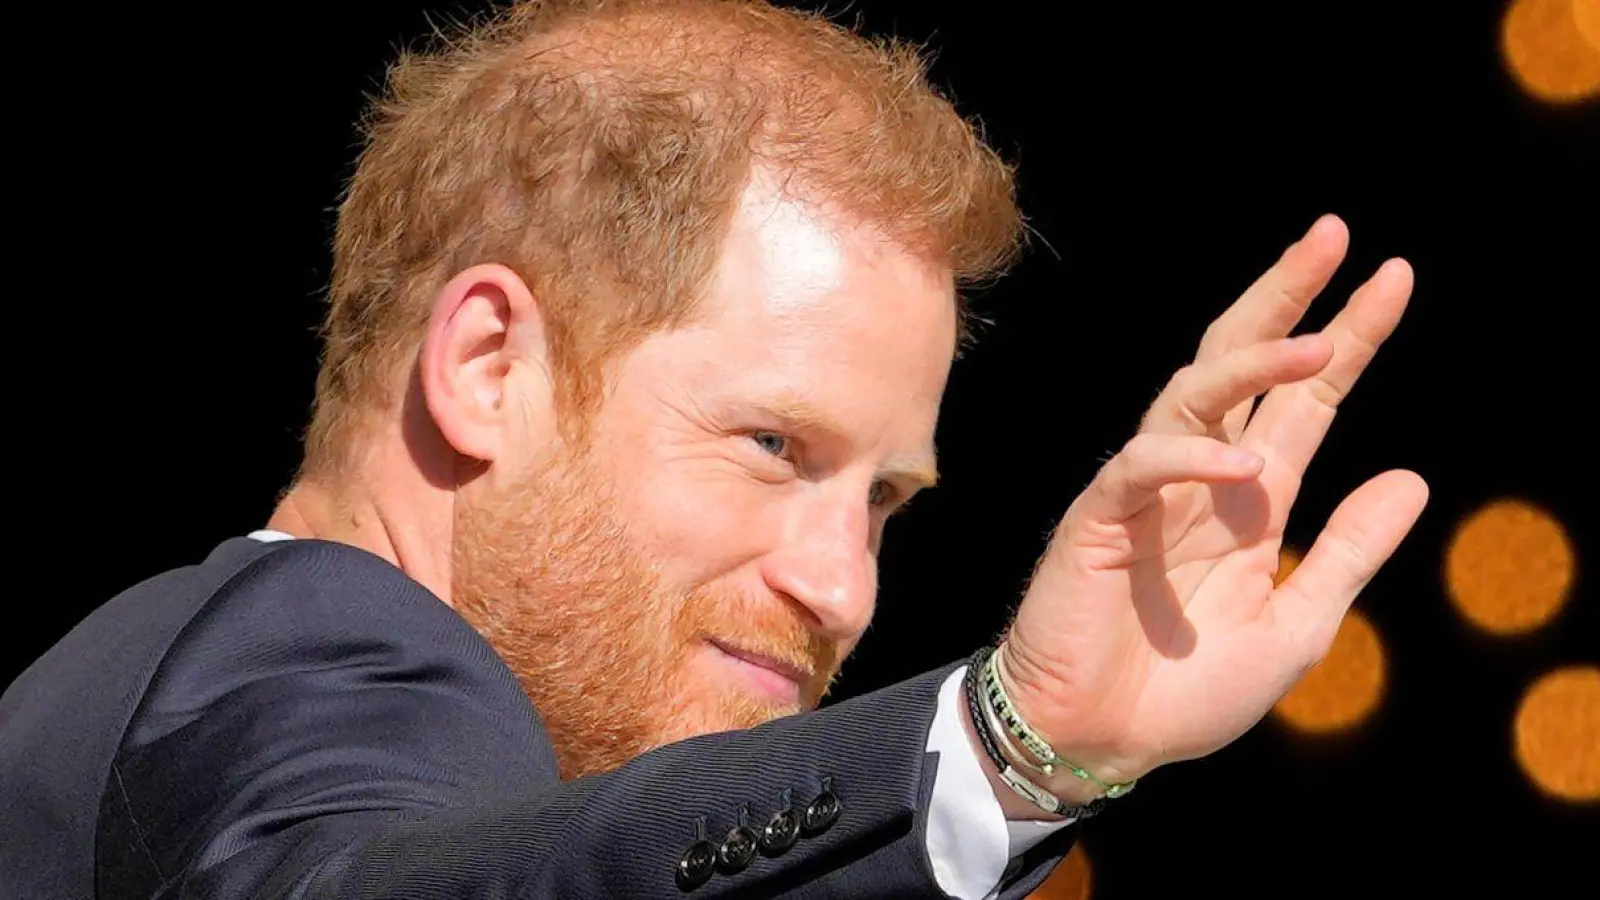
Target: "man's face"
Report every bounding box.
[452,175,957,778]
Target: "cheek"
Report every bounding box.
[609,444,781,587]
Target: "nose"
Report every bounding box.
[760,487,877,643]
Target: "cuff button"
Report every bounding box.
[716,825,758,873]
[800,789,841,837]
[676,840,716,890]
[759,807,800,856]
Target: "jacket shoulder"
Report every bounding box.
[0,536,291,899]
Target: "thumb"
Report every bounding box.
[1275,469,1429,663]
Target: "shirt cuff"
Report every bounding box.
[923,666,1077,899]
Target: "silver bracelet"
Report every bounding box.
[983,647,1137,799]
[977,679,1077,815]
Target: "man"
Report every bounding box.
[0,0,1428,897]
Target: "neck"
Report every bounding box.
[267,462,456,606]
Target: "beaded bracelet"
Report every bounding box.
[980,646,1137,799]
[962,647,1110,819]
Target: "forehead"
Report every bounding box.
[680,175,958,434]
[603,173,958,468]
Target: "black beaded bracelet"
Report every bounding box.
[962,646,1110,820]
[963,647,1011,768]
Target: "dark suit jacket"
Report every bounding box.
[0,537,1073,898]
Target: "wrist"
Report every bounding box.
[957,686,1072,821]
[958,647,1135,821]
[997,638,1148,788]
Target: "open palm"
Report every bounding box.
[1004,216,1430,782]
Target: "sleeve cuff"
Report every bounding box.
[922,666,1077,899]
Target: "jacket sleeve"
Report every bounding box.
[99,540,1073,899]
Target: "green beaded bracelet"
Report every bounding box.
[981,646,1137,799]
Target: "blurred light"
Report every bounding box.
[1271,550,1385,732]
[1275,546,1302,586]
[1576,0,1600,53]
[1444,499,1573,635]
[1272,606,1386,734]
[1029,843,1092,900]
[1513,665,1600,803]
[1501,0,1600,104]
[1272,548,1386,732]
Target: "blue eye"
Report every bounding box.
[751,431,790,458]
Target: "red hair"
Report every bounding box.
[304,0,1022,479]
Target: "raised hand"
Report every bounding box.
[1001,215,1430,794]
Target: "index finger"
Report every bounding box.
[1195,215,1351,363]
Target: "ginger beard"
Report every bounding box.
[451,442,842,780]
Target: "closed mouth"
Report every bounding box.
[706,637,811,686]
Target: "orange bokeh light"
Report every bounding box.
[1273,548,1385,733]
[1444,499,1574,635]
[1029,843,1092,900]
[1513,665,1600,803]
[1574,0,1600,53]
[1275,546,1302,586]
[1501,0,1600,103]
[1272,606,1386,734]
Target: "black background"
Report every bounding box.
[7,1,1597,896]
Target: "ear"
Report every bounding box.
[418,263,555,463]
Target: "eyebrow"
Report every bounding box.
[764,395,940,490]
